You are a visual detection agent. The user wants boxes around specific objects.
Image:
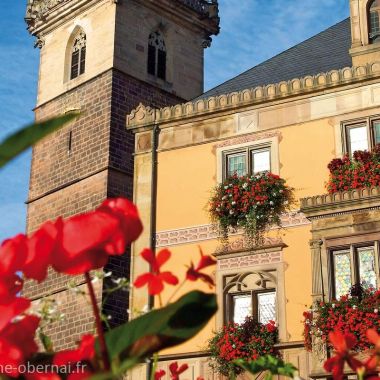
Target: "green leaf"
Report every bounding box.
[235,355,297,378]
[0,113,79,168]
[104,291,217,362]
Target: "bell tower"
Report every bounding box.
[25,0,219,349]
[350,0,380,65]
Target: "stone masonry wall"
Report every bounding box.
[26,68,182,349]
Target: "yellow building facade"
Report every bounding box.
[127,1,380,378]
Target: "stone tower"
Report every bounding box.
[25,0,219,349]
[350,0,380,65]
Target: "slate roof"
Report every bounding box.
[199,18,352,99]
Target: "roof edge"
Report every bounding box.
[127,61,380,130]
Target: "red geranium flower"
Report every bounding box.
[134,249,178,295]
[97,198,143,254]
[0,297,30,332]
[186,248,216,287]
[324,331,363,380]
[154,369,166,380]
[24,220,58,282]
[0,315,40,377]
[51,212,120,275]
[365,329,380,370]
[0,234,28,275]
[169,362,189,380]
[54,334,95,366]
[0,274,23,304]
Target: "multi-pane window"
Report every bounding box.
[369,0,380,43]
[147,32,166,80]
[228,290,276,325]
[331,243,379,299]
[70,31,86,80]
[344,117,380,155]
[224,146,271,179]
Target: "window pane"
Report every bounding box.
[257,292,276,324]
[358,247,377,289]
[252,149,270,173]
[79,47,86,75]
[348,126,368,154]
[232,294,252,324]
[373,121,380,145]
[370,1,380,42]
[227,153,246,177]
[147,44,156,76]
[333,251,352,299]
[157,49,166,80]
[70,50,79,80]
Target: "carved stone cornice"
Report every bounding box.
[300,186,380,219]
[25,0,70,28]
[127,61,380,130]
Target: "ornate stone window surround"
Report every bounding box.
[341,113,380,155]
[215,248,287,342]
[325,234,380,300]
[64,26,88,86]
[216,135,280,182]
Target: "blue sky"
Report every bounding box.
[0,0,349,241]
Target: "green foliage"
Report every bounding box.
[104,291,217,369]
[235,355,297,380]
[0,113,78,168]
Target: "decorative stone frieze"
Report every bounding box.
[127,61,380,129]
[155,212,309,248]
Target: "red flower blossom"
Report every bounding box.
[0,297,30,332]
[54,334,95,366]
[154,369,166,380]
[51,212,120,275]
[24,220,58,282]
[324,331,363,380]
[0,315,40,377]
[266,320,276,332]
[97,198,143,254]
[365,329,380,370]
[186,248,216,287]
[169,362,188,380]
[0,234,27,275]
[0,274,23,304]
[52,198,143,275]
[134,249,178,295]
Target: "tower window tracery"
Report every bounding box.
[147,32,166,80]
[70,31,86,80]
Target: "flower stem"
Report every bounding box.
[85,272,111,371]
[166,279,186,305]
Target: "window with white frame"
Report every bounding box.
[223,271,277,325]
[223,145,271,180]
[331,242,379,299]
[344,116,380,155]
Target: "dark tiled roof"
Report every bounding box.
[199,18,352,99]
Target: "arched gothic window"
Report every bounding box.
[147,32,166,81]
[369,0,380,43]
[70,31,86,80]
